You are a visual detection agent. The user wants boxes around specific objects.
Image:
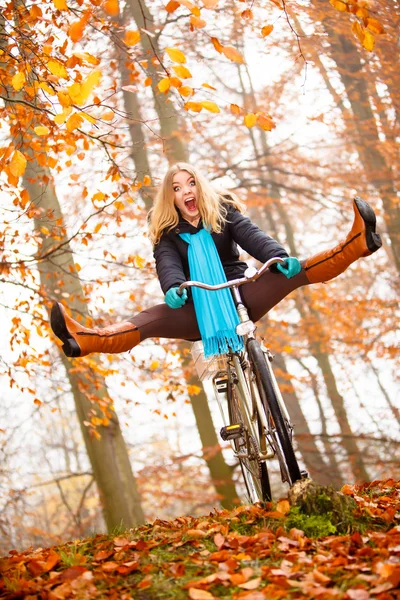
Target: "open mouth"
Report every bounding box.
[184,197,197,211]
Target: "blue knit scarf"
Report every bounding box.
[179,228,244,358]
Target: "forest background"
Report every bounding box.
[0,0,399,554]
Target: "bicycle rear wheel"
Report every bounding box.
[247,339,301,486]
[227,360,271,503]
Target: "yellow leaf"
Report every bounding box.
[165,47,186,63]
[65,113,84,132]
[75,263,82,271]
[202,82,216,90]
[124,30,141,46]
[261,24,274,37]
[12,71,26,91]
[73,52,100,66]
[157,78,171,93]
[184,101,203,112]
[355,7,369,18]
[244,113,257,128]
[9,150,27,177]
[179,86,194,97]
[39,82,56,96]
[47,60,68,79]
[54,107,72,124]
[172,65,192,79]
[80,111,96,124]
[201,100,220,113]
[80,70,101,105]
[135,255,146,268]
[92,191,105,203]
[351,21,364,44]
[114,201,124,210]
[222,45,245,64]
[149,361,159,371]
[40,226,50,235]
[329,0,347,12]
[34,126,50,136]
[104,0,119,16]
[53,0,68,9]
[362,30,375,51]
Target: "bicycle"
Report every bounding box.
[178,257,306,504]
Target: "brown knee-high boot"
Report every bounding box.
[304,197,382,284]
[50,302,140,358]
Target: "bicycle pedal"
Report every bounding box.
[220,424,244,441]
[215,377,228,393]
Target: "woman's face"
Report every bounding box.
[172,170,200,224]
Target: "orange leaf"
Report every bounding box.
[11,71,26,91]
[165,0,180,12]
[261,24,274,37]
[202,82,216,90]
[190,15,206,28]
[230,103,241,115]
[222,46,244,63]
[184,101,203,112]
[188,588,215,599]
[241,9,253,19]
[366,18,384,34]
[202,0,218,7]
[165,47,186,63]
[143,175,151,185]
[276,499,290,515]
[211,37,224,53]
[257,113,275,131]
[104,0,119,16]
[65,113,84,132]
[179,86,194,97]
[329,0,347,12]
[169,76,183,88]
[69,18,87,42]
[125,30,140,46]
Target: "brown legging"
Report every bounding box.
[129,268,310,342]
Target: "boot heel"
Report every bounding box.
[354,196,382,254]
[62,339,81,358]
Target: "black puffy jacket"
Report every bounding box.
[153,204,289,294]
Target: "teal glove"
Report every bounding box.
[165,287,188,309]
[276,257,302,279]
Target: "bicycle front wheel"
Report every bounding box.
[227,360,271,504]
[247,339,301,486]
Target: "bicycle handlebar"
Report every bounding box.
[177,256,286,295]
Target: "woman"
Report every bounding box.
[50,163,382,358]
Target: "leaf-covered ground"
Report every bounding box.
[1,479,399,600]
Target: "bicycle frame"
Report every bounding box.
[179,257,294,465]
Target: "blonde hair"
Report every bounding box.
[148,163,246,245]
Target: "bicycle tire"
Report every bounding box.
[247,339,301,486]
[227,361,271,503]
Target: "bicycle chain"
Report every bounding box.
[241,432,262,480]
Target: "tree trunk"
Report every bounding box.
[315,1,400,273]
[121,0,240,506]
[0,10,145,530]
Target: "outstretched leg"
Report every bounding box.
[242,197,382,322]
[304,197,382,283]
[50,301,200,358]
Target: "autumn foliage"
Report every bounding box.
[1,479,400,599]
